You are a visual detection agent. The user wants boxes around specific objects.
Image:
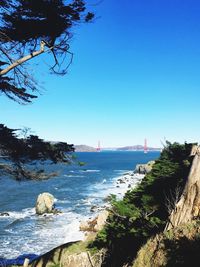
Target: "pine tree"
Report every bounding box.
[0,124,74,180]
[0,0,94,103]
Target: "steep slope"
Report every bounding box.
[91,142,193,267]
[133,145,200,267]
[133,220,200,267]
[30,241,106,267]
[166,145,200,230]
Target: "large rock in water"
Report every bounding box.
[35,192,55,215]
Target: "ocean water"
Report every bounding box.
[0,151,160,258]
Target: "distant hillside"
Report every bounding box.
[74,144,161,152]
[116,145,161,151]
[50,142,161,152]
[74,145,97,152]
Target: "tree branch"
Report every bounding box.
[0,41,55,76]
[109,208,127,219]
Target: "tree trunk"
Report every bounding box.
[166,145,200,230]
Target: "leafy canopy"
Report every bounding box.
[0,0,94,103]
[0,124,74,180]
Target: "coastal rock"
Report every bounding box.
[94,210,109,232]
[90,205,98,212]
[90,205,105,213]
[35,192,55,215]
[0,212,9,216]
[135,161,155,174]
[80,210,109,233]
[117,178,126,184]
[79,221,90,231]
[62,252,95,267]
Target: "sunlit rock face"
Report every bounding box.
[35,192,55,215]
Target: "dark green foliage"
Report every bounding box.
[0,0,94,103]
[0,124,74,180]
[0,63,37,103]
[2,0,93,44]
[91,142,194,267]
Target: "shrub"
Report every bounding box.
[91,142,194,266]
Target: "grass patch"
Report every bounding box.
[63,241,88,255]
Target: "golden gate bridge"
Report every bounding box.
[96,140,101,152]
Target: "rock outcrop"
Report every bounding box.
[166,145,200,230]
[135,161,155,174]
[61,251,98,267]
[35,192,55,215]
[0,212,9,216]
[80,210,109,233]
[30,241,106,267]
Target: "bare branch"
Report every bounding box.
[165,185,183,215]
[0,41,55,76]
[108,208,127,219]
[142,209,156,219]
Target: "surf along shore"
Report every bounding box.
[2,161,153,266]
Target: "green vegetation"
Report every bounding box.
[0,124,74,180]
[28,240,99,267]
[91,142,194,267]
[62,241,89,255]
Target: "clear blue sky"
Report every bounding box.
[1,0,200,147]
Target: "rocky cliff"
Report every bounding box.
[21,143,200,267]
[166,145,200,230]
[133,145,200,267]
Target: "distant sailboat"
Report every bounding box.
[144,138,148,154]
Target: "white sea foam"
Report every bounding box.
[0,210,87,258]
[0,208,35,220]
[79,170,100,173]
[77,197,95,206]
[114,169,130,172]
[87,172,144,202]
[64,174,85,178]
[0,171,143,259]
[56,199,70,204]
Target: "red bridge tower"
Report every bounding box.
[97,141,101,152]
[144,138,148,154]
